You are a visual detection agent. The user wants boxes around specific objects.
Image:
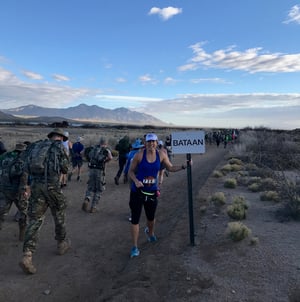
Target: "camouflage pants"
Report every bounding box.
[0,188,28,229]
[23,182,67,254]
[85,169,105,208]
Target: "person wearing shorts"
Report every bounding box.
[128,133,189,258]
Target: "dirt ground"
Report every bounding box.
[1,142,299,302]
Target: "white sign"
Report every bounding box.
[171,131,205,154]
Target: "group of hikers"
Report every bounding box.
[0,128,189,273]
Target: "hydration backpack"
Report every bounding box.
[0,151,25,184]
[88,146,108,169]
[27,139,62,176]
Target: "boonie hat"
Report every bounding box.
[145,133,158,142]
[132,139,144,149]
[15,143,27,151]
[47,128,68,141]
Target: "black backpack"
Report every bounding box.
[88,146,108,169]
[0,151,25,185]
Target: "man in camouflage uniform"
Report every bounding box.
[19,128,70,274]
[0,143,29,241]
[82,137,112,213]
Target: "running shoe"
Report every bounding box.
[130,246,140,258]
[144,227,158,242]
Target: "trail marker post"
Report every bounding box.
[171,130,205,246]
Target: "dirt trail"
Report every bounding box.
[3,142,299,302]
[0,144,228,302]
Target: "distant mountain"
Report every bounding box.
[0,111,22,121]
[1,104,167,125]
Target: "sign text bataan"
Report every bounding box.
[171,131,205,154]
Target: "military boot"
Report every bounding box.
[19,251,36,274]
[57,239,71,255]
[19,225,26,241]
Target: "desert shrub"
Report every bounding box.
[230,163,243,172]
[210,192,226,206]
[260,177,278,190]
[238,130,300,170]
[260,191,280,202]
[249,236,259,245]
[227,196,248,220]
[247,176,262,185]
[224,178,237,189]
[228,158,243,165]
[248,183,261,192]
[276,176,300,220]
[226,222,251,242]
[247,176,278,192]
[221,164,232,174]
[248,167,274,178]
[212,170,223,178]
[244,163,258,171]
[236,176,246,186]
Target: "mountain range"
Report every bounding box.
[0,104,167,126]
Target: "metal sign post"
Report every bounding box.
[171,130,205,246]
[186,153,195,246]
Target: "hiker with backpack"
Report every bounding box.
[82,137,112,213]
[69,136,84,182]
[114,135,131,185]
[0,143,30,241]
[19,128,70,275]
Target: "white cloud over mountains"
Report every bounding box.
[179,43,300,73]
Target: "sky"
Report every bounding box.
[0,0,300,130]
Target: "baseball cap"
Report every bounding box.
[145,133,158,142]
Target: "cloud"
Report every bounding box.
[52,74,70,82]
[22,70,43,80]
[178,42,300,73]
[190,78,230,84]
[0,67,20,84]
[134,93,300,129]
[138,74,158,84]
[115,77,127,83]
[148,6,182,21]
[135,92,300,116]
[283,4,300,24]
[164,77,179,84]
[0,67,95,108]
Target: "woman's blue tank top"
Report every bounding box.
[131,149,160,192]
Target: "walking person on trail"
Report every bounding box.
[123,138,144,185]
[0,137,7,155]
[19,128,70,275]
[128,133,190,258]
[114,135,130,185]
[0,143,30,241]
[60,131,72,187]
[82,137,113,213]
[69,136,84,182]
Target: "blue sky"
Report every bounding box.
[0,0,300,129]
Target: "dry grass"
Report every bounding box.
[225,221,251,242]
